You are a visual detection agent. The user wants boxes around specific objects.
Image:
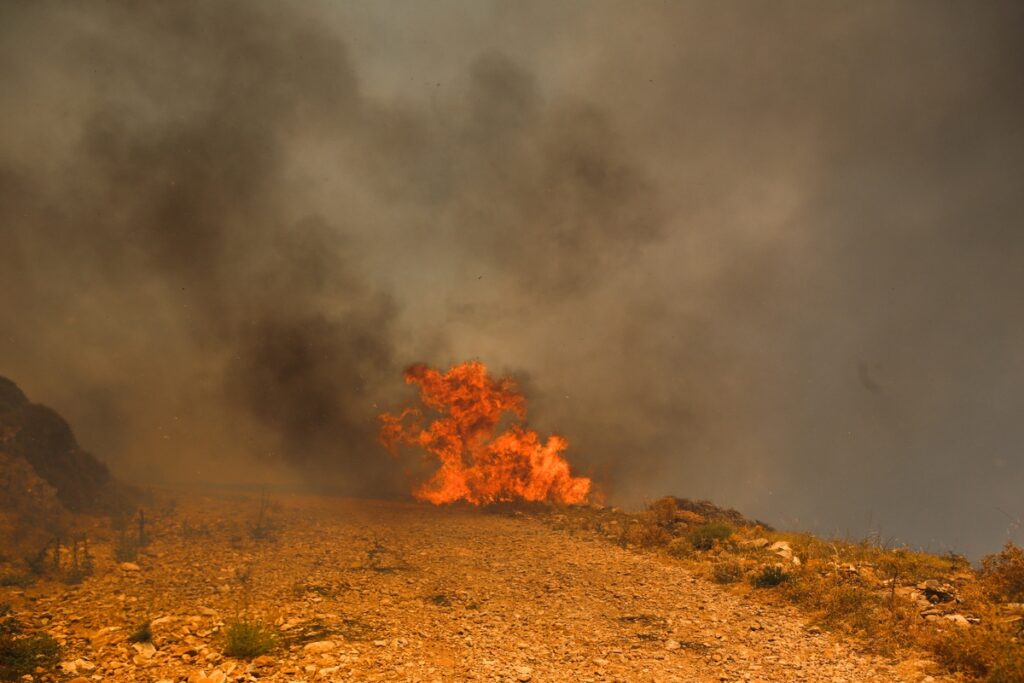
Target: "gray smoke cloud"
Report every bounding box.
[1,1,1021,556]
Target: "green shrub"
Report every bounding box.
[222,619,276,659]
[688,523,732,551]
[751,565,789,588]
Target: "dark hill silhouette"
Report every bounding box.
[0,375,133,513]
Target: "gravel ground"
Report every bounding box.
[3,494,950,682]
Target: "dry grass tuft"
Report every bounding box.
[222,619,276,660]
[711,560,744,584]
[981,542,1024,602]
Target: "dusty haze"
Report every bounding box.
[1,1,1021,557]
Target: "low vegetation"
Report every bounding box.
[128,619,153,644]
[711,559,744,584]
[751,565,788,588]
[0,604,60,681]
[0,575,32,589]
[688,523,733,551]
[222,618,276,659]
[539,496,1024,682]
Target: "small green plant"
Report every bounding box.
[222,619,276,659]
[128,620,152,644]
[688,523,732,551]
[711,560,744,584]
[751,565,789,588]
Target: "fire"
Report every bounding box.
[378,361,592,505]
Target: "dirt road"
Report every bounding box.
[7,495,944,682]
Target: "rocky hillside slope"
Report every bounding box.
[0,376,131,515]
[0,494,951,683]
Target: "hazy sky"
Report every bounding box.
[1,1,1021,557]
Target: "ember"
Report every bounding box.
[379,361,591,505]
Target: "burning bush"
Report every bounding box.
[379,362,591,505]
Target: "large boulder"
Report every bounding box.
[0,376,132,514]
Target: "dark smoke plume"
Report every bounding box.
[1,1,1022,556]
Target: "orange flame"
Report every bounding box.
[378,361,591,505]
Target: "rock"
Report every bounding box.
[67,678,90,683]
[303,640,336,654]
[133,642,156,658]
[119,562,141,572]
[665,639,681,650]
[675,510,707,525]
[187,670,226,683]
[768,541,801,565]
[917,581,957,604]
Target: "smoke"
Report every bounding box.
[1,1,1022,555]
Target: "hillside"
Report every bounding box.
[0,376,132,515]
[5,493,1012,682]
